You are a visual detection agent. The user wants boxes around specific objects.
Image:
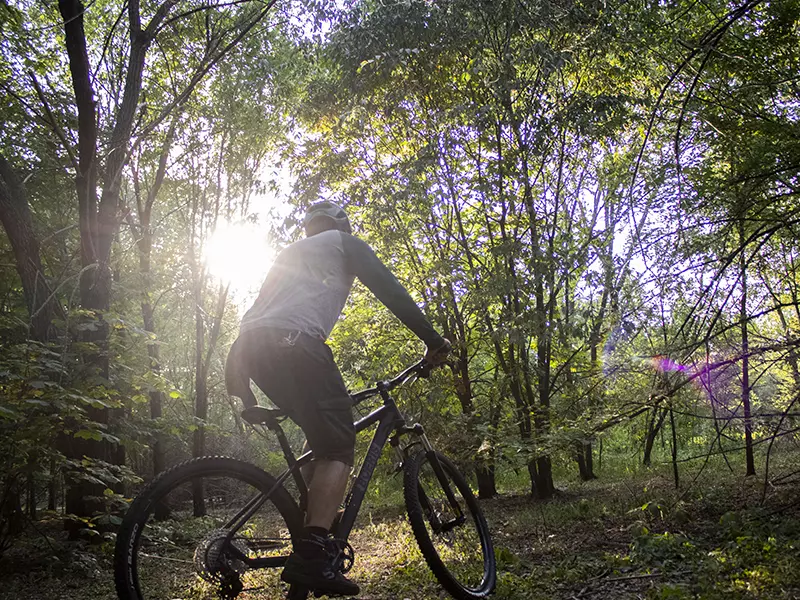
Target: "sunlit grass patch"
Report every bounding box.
[348,516,440,596]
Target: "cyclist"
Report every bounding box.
[224,201,450,596]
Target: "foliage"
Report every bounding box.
[0,336,141,554]
[0,0,799,587]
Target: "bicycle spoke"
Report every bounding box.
[125,470,293,599]
[138,553,194,564]
[419,462,484,584]
[405,451,495,598]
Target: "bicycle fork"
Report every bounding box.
[395,424,466,532]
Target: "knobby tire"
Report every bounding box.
[113,456,304,600]
[404,450,496,600]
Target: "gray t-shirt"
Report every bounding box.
[240,230,444,347]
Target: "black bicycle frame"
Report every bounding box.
[224,363,462,569]
[332,385,405,540]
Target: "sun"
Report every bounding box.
[203,221,275,306]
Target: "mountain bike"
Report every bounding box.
[113,359,496,600]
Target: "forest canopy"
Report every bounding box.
[1,0,799,597]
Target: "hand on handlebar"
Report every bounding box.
[424,338,452,366]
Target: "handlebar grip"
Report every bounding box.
[418,361,434,379]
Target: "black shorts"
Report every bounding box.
[225,327,355,465]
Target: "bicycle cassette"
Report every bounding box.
[193,529,248,582]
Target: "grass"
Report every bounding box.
[2,456,799,600]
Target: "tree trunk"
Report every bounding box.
[26,457,37,521]
[0,156,61,342]
[48,457,58,512]
[575,442,587,478]
[191,281,230,516]
[531,251,555,498]
[59,0,111,532]
[584,336,602,481]
[669,406,679,489]
[445,323,497,500]
[475,463,497,499]
[192,268,208,517]
[131,133,174,481]
[739,218,756,477]
[643,407,668,467]
[2,481,25,536]
[535,455,554,499]
[143,302,166,477]
[598,438,603,470]
[527,460,539,498]
[582,444,594,478]
[66,266,116,531]
[575,440,596,481]
[443,199,498,499]
[504,94,556,500]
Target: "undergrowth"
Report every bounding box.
[1,458,798,600]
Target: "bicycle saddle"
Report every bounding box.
[241,405,288,425]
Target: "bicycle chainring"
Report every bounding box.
[328,538,355,574]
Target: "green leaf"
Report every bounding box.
[99,432,121,444]
[25,399,51,407]
[79,527,99,537]
[0,405,20,420]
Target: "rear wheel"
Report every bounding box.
[114,456,304,600]
[404,451,496,600]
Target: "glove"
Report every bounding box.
[424,338,452,365]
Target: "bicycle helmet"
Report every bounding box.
[303,201,352,235]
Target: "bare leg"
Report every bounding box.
[283,459,360,595]
[305,459,350,529]
[300,440,315,487]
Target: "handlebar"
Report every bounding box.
[350,359,439,406]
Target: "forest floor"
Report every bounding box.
[1,464,799,600]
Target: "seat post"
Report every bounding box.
[265,417,310,514]
[241,406,310,512]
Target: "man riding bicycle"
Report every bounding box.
[224,201,450,596]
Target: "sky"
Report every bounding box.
[203,160,295,311]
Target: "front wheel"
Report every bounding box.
[404,450,496,600]
[114,456,304,600]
